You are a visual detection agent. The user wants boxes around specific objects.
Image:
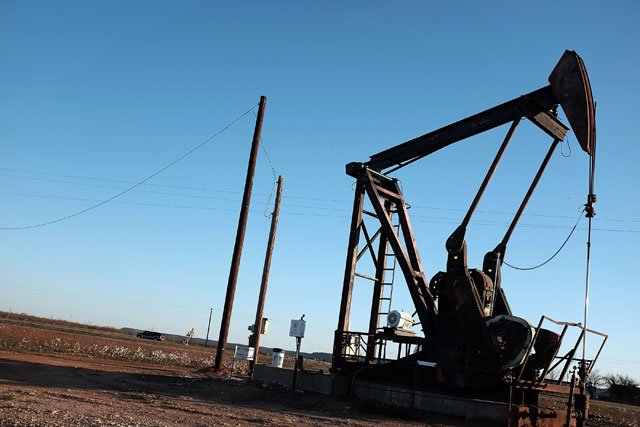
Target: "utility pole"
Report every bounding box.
[214,95,267,371]
[249,175,284,373]
[204,308,213,348]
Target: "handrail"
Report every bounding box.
[516,315,608,384]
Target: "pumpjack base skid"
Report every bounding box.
[332,369,580,426]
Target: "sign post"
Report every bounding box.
[289,315,306,390]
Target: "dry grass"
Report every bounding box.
[0,311,331,372]
[0,322,225,371]
[0,311,120,335]
[0,314,325,377]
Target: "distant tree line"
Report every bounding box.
[604,374,639,405]
[587,371,639,405]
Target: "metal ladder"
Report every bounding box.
[377,223,399,330]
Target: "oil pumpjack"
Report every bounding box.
[332,51,606,426]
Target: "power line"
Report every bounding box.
[0,170,243,195]
[5,171,637,227]
[0,169,330,202]
[0,192,241,213]
[0,173,242,202]
[2,166,639,225]
[2,190,639,234]
[259,139,278,217]
[599,357,640,366]
[0,105,257,230]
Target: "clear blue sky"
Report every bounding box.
[1,1,638,379]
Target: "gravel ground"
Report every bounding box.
[0,351,466,427]
[1,315,637,427]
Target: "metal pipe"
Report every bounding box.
[214,95,267,371]
[583,134,596,361]
[567,370,576,426]
[250,175,283,373]
[583,217,592,361]
[559,328,585,383]
[582,139,597,362]
[516,315,544,382]
[588,335,608,376]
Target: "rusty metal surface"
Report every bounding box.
[514,380,573,394]
[549,50,596,155]
[361,87,558,173]
[363,171,435,326]
[511,404,577,427]
[431,126,564,387]
[433,238,503,388]
[358,51,595,174]
[333,52,603,423]
[333,182,366,366]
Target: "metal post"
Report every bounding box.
[293,336,301,391]
[337,181,365,332]
[250,175,284,373]
[214,95,267,371]
[333,181,365,366]
[566,369,576,426]
[205,307,213,348]
[576,361,589,427]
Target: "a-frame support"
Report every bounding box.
[333,168,437,366]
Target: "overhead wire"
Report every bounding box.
[0,167,352,204]
[2,168,639,224]
[503,207,585,270]
[0,173,242,203]
[251,107,279,217]
[5,169,638,226]
[0,168,243,195]
[0,192,241,213]
[0,104,257,230]
[260,141,278,217]
[3,190,638,233]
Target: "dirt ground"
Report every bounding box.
[0,350,439,427]
[0,315,472,426]
[0,314,638,426]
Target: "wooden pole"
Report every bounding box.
[250,175,284,373]
[204,308,213,348]
[214,95,267,371]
